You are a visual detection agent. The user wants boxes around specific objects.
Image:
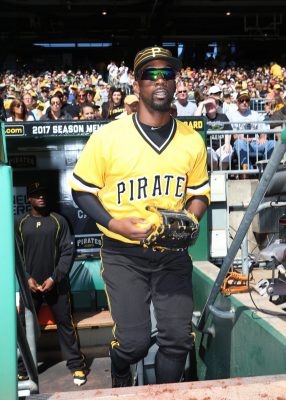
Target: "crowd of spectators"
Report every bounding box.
[1,60,286,172]
[0,60,286,121]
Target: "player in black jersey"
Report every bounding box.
[15,181,87,386]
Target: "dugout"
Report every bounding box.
[6,117,208,313]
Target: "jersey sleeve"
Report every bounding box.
[52,214,74,283]
[186,134,210,205]
[14,215,32,279]
[70,131,106,195]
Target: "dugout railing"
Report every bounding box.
[207,122,286,275]
[195,128,286,333]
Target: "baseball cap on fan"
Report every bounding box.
[274,84,282,90]
[124,94,139,105]
[237,90,250,101]
[208,85,222,95]
[134,46,182,79]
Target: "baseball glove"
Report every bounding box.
[141,206,200,252]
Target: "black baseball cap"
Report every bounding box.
[134,46,182,78]
[27,181,47,197]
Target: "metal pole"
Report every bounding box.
[17,312,39,394]
[25,308,38,368]
[15,228,40,394]
[15,238,41,341]
[196,136,286,332]
[241,235,249,276]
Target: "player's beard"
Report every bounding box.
[33,205,49,216]
[140,88,174,112]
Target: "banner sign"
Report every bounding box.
[5,117,205,137]
[178,116,205,132]
[9,155,36,168]
[13,186,31,216]
[74,234,103,256]
[5,120,108,137]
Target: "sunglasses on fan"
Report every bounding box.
[140,68,176,81]
[238,98,250,103]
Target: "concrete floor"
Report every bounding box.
[36,346,111,393]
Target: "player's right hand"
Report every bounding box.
[28,277,41,293]
[108,217,155,241]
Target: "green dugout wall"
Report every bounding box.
[192,262,286,380]
[0,122,17,399]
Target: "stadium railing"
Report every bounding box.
[208,121,286,176]
[250,97,275,115]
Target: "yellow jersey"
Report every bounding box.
[70,114,210,244]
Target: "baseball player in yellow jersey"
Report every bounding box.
[70,46,210,387]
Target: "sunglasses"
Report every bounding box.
[30,192,46,198]
[78,94,86,98]
[14,104,23,108]
[178,90,187,94]
[238,98,250,103]
[140,68,176,81]
[51,101,61,105]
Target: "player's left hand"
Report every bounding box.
[40,278,55,292]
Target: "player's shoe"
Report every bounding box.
[111,368,132,388]
[17,373,28,381]
[73,370,87,386]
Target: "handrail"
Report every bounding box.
[15,238,40,337]
[15,237,40,395]
[194,130,286,333]
[17,312,39,394]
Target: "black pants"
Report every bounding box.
[101,245,194,370]
[19,280,85,374]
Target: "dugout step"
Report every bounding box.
[38,305,113,331]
